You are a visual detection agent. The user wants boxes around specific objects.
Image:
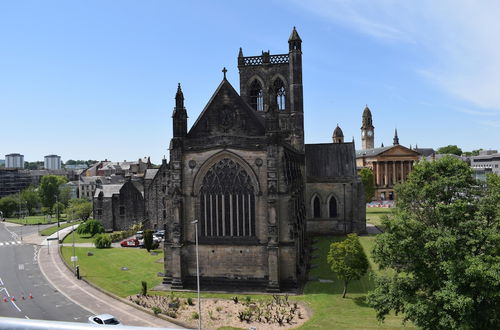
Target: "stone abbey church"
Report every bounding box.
[144,28,366,291]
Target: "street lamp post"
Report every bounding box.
[55,195,60,244]
[191,219,201,330]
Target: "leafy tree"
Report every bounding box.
[463,148,483,157]
[327,233,369,298]
[59,186,72,207]
[66,198,93,221]
[368,157,499,329]
[77,219,104,237]
[39,175,68,213]
[0,195,19,218]
[20,187,40,215]
[436,145,463,156]
[143,229,154,252]
[359,168,375,203]
[24,161,43,170]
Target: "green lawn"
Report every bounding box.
[40,221,82,236]
[61,231,96,244]
[61,247,164,297]
[61,235,412,329]
[6,214,68,225]
[366,208,393,231]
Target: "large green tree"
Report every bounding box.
[77,219,104,237]
[66,198,93,221]
[327,233,369,298]
[359,167,375,203]
[38,175,67,213]
[436,145,463,156]
[368,157,499,329]
[20,187,40,215]
[0,195,19,218]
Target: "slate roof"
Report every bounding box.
[144,168,159,180]
[355,146,393,158]
[94,184,123,198]
[414,148,435,157]
[305,143,357,178]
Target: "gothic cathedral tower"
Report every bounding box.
[361,105,374,149]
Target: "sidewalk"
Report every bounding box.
[36,227,183,329]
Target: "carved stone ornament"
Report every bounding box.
[219,105,235,129]
[255,158,263,167]
[188,159,197,169]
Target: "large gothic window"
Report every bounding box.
[313,195,321,218]
[329,196,337,217]
[249,80,264,111]
[274,78,286,111]
[199,158,255,237]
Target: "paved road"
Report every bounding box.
[0,222,91,322]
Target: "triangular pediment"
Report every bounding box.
[187,79,265,138]
[379,145,419,157]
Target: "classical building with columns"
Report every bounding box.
[356,107,419,201]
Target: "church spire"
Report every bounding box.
[393,128,399,145]
[288,26,302,51]
[172,83,187,138]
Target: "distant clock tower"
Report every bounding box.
[361,105,374,149]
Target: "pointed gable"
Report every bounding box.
[188,79,265,138]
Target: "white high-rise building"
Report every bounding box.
[5,153,24,169]
[44,154,61,170]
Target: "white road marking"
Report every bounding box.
[11,300,21,312]
[25,315,30,319]
[18,264,25,270]
[0,243,3,246]
[17,241,21,244]
[0,277,3,285]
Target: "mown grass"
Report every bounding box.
[366,207,393,231]
[61,231,96,244]
[40,221,82,236]
[6,214,68,225]
[61,235,412,329]
[61,247,164,297]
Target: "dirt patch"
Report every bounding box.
[128,294,310,329]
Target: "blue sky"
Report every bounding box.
[1,0,499,163]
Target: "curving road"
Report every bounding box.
[0,221,91,322]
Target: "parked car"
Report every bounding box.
[154,230,165,239]
[88,314,121,325]
[153,233,163,243]
[120,239,139,247]
[135,231,144,239]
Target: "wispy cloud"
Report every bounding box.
[292,0,500,113]
[477,120,500,128]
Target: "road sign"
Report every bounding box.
[70,256,78,262]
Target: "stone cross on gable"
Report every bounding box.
[222,67,227,79]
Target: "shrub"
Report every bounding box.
[216,306,223,312]
[78,219,104,237]
[187,297,194,306]
[191,312,199,320]
[165,310,177,318]
[93,234,111,248]
[152,306,161,315]
[141,281,148,296]
[232,296,239,304]
[144,229,154,252]
[238,308,253,322]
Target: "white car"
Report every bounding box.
[88,314,121,325]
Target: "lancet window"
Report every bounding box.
[329,196,337,217]
[199,158,255,237]
[249,80,264,111]
[313,195,321,218]
[274,78,286,111]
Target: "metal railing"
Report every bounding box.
[0,317,186,330]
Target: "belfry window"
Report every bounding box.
[199,158,256,238]
[274,78,286,111]
[313,196,321,218]
[329,196,337,217]
[249,80,264,111]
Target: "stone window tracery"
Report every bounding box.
[274,78,286,111]
[249,80,264,111]
[199,158,255,237]
[329,196,337,217]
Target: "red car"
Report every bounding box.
[120,239,139,247]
